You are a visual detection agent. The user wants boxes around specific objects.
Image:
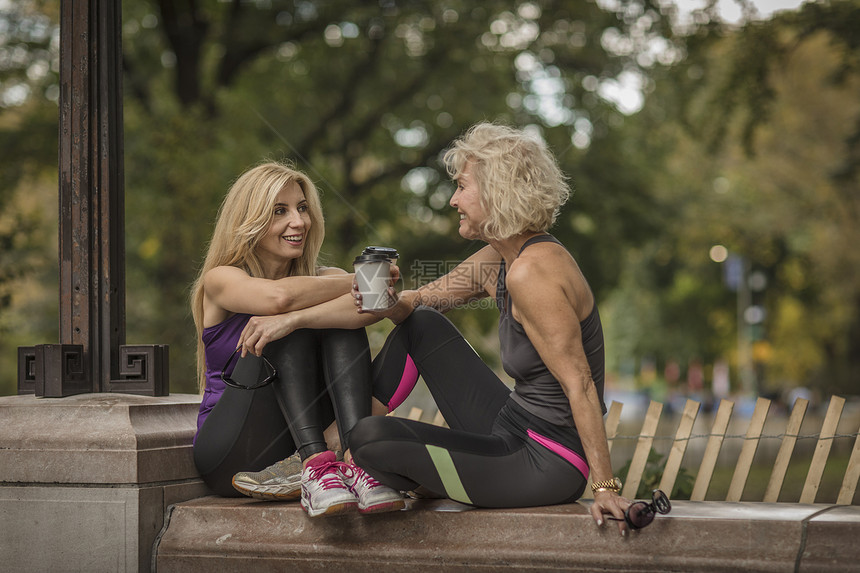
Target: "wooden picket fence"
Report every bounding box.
[398,394,860,504]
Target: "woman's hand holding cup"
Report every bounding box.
[353,246,406,320]
[353,264,400,312]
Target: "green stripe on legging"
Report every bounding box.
[425,445,472,504]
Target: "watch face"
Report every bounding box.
[613,477,623,489]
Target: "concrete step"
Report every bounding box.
[154,497,860,572]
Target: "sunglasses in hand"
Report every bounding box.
[608,489,671,530]
[220,348,277,390]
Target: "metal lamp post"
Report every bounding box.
[17,0,167,397]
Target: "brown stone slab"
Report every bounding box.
[0,393,209,572]
[0,393,200,484]
[800,505,860,572]
[155,499,845,572]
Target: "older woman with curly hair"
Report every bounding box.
[349,123,632,533]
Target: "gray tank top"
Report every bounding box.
[496,234,606,426]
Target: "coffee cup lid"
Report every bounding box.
[353,253,391,265]
[362,246,399,259]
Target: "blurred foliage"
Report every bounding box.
[620,1,860,397]
[1,0,858,399]
[618,447,695,500]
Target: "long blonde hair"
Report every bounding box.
[443,123,571,241]
[190,161,325,391]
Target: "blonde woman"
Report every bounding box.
[350,124,633,533]
[191,161,403,517]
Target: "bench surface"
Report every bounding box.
[155,496,860,572]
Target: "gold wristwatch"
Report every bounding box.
[591,477,622,493]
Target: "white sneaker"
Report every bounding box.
[342,462,406,514]
[300,451,357,517]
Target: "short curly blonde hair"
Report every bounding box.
[442,123,571,241]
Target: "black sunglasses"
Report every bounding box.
[220,348,277,390]
[608,489,671,530]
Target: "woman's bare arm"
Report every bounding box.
[238,293,381,356]
[412,245,501,312]
[358,245,501,324]
[505,252,630,534]
[204,265,353,322]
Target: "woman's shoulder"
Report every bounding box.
[202,266,250,328]
[204,265,249,284]
[508,240,571,277]
[506,243,592,314]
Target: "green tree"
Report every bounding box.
[1,0,678,394]
[619,0,860,396]
[124,0,691,392]
[0,1,61,390]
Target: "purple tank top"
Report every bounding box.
[195,312,252,438]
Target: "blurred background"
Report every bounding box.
[1,0,858,484]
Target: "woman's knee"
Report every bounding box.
[395,306,458,343]
[406,306,449,329]
[350,415,389,450]
[320,327,368,344]
[350,416,409,461]
[320,328,370,358]
[265,328,317,355]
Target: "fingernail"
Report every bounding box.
[597,519,603,527]
[622,529,627,537]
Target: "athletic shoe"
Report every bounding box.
[341,462,406,514]
[300,451,358,517]
[231,453,303,500]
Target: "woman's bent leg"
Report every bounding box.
[320,327,406,513]
[351,414,586,508]
[264,329,332,461]
[193,384,295,497]
[372,307,510,433]
[356,308,585,508]
[264,331,360,515]
[319,328,372,452]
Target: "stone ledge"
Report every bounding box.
[0,393,201,484]
[154,497,860,572]
[0,392,207,572]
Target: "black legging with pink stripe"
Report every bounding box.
[352,307,589,508]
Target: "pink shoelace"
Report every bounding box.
[339,463,382,489]
[352,464,383,488]
[308,460,350,490]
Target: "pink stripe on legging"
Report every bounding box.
[387,353,418,412]
[527,428,589,479]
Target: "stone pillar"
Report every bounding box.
[0,393,208,572]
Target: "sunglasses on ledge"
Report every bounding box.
[220,348,277,390]
[608,489,672,530]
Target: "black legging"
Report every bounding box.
[193,328,372,496]
[351,307,589,508]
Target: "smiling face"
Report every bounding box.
[256,180,312,275]
[449,161,487,241]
